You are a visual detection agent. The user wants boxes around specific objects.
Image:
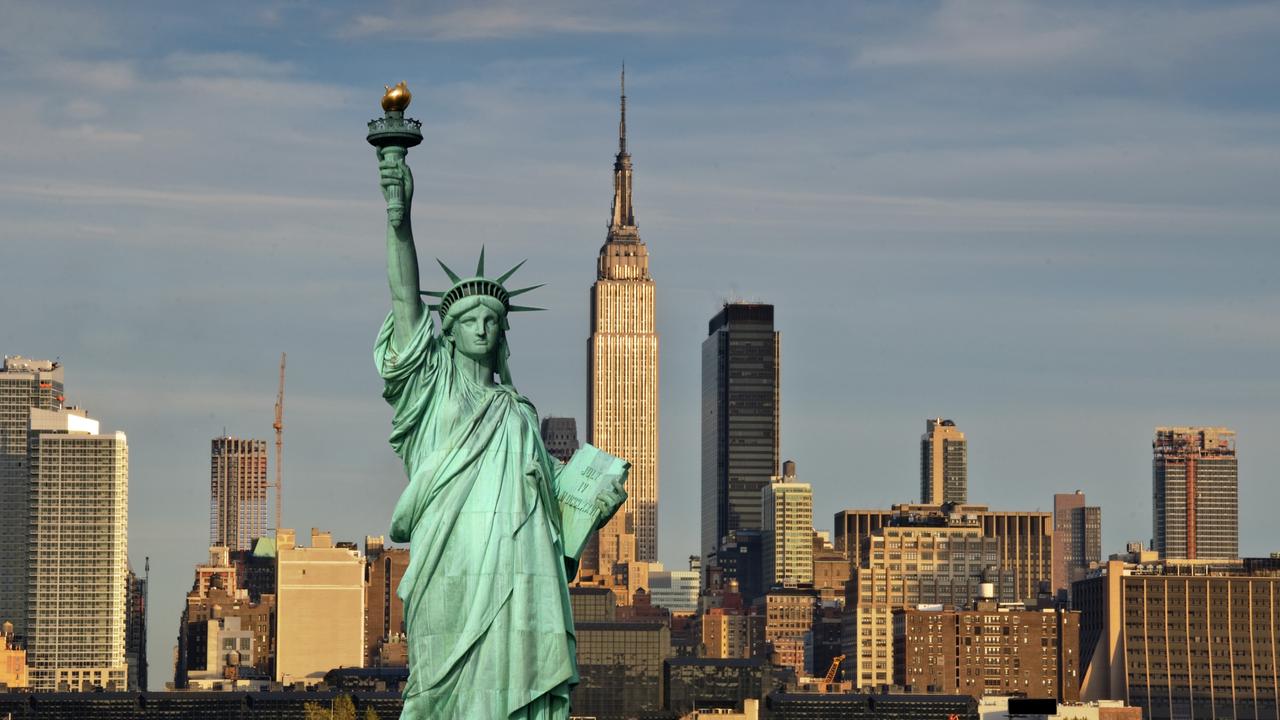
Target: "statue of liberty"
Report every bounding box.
[368,83,629,719]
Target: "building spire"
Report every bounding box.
[619,63,627,156]
[608,62,637,234]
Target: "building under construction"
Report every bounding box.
[209,437,268,552]
[1152,426,1238,560]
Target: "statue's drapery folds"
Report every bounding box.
[376,308,579,719]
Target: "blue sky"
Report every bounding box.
[2,1,1279,688]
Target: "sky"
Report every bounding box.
[1,0,1279,689]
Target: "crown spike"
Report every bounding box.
[436,258,462,284]
[476,246,485,276]
[508,305,546,313]
[496,259,527,284]
[507,284,545,297]
[419,290,446,297]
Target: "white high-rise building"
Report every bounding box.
[762,461,813,589]
[0,356,64,634]
[648,557,701,614]
[26,407,129,691]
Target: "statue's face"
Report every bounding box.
[451,304,501,360]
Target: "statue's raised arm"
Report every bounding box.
[368,82,424,351]
[379,148,422,350]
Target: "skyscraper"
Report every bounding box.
[762,460,813,588]
[26,407,129,691]
[539,416,580,464]
[0,356,63,635]
[701,303,780,565]
[1152,426,1238,560]
[210,436,268,552]
[587,68,659,570]
[920,418,966,505]
[1052,491,1102,597]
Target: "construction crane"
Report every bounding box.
[822,654,846,684]
[273,353,286,534]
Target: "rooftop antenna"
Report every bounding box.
[273,353,286,534]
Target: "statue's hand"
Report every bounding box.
[377,147,414,225]
[595,476,627,518]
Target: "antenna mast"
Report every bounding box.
[273,353,286,534]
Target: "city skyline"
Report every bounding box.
[2,0,1279,691]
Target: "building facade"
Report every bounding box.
[363,536,408,667]
[539,416,580,464]
[586,70,660,575]
[894,599,1080,702]
[649,558,701,614]
[1152,426,1238,560]
[1,621,27,689]
[664,657,782,717]
[209,436,268,552]
[572,621,670,719]
[842,523,1014,689]
[760,588,817,676]
[124,564,147,691]
[763,461,813,589]
[1076,556,1280,720]
[702,303,780,568]
[835,504,1052,604]
[26,408,129,691]
[174,547,275,689]
[921,418,967,505]
[813,543,851,607]
[712,530,767,609]
[0,355,63,635]
[274,529,364,685]
[766,692,979,720]
[1053,491,1102,598]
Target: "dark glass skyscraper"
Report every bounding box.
[701,303,780,567]
[539,416,580,464]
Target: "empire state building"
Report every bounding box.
[587,69,659,573]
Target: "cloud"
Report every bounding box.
[45,59,139,92]
[341,2,675,40]
[855,0,1280,74]
[166,51,297,78]
[858,0,1100,68]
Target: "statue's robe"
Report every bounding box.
[376,308,576,719]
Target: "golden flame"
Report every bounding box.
[381,81,412,112]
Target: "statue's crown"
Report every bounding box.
[421,248,543,319]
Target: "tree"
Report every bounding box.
[332,695,357,720]
[302,695,358,720]
[363,706,381,720]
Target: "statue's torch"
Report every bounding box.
[367,81,423,229]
